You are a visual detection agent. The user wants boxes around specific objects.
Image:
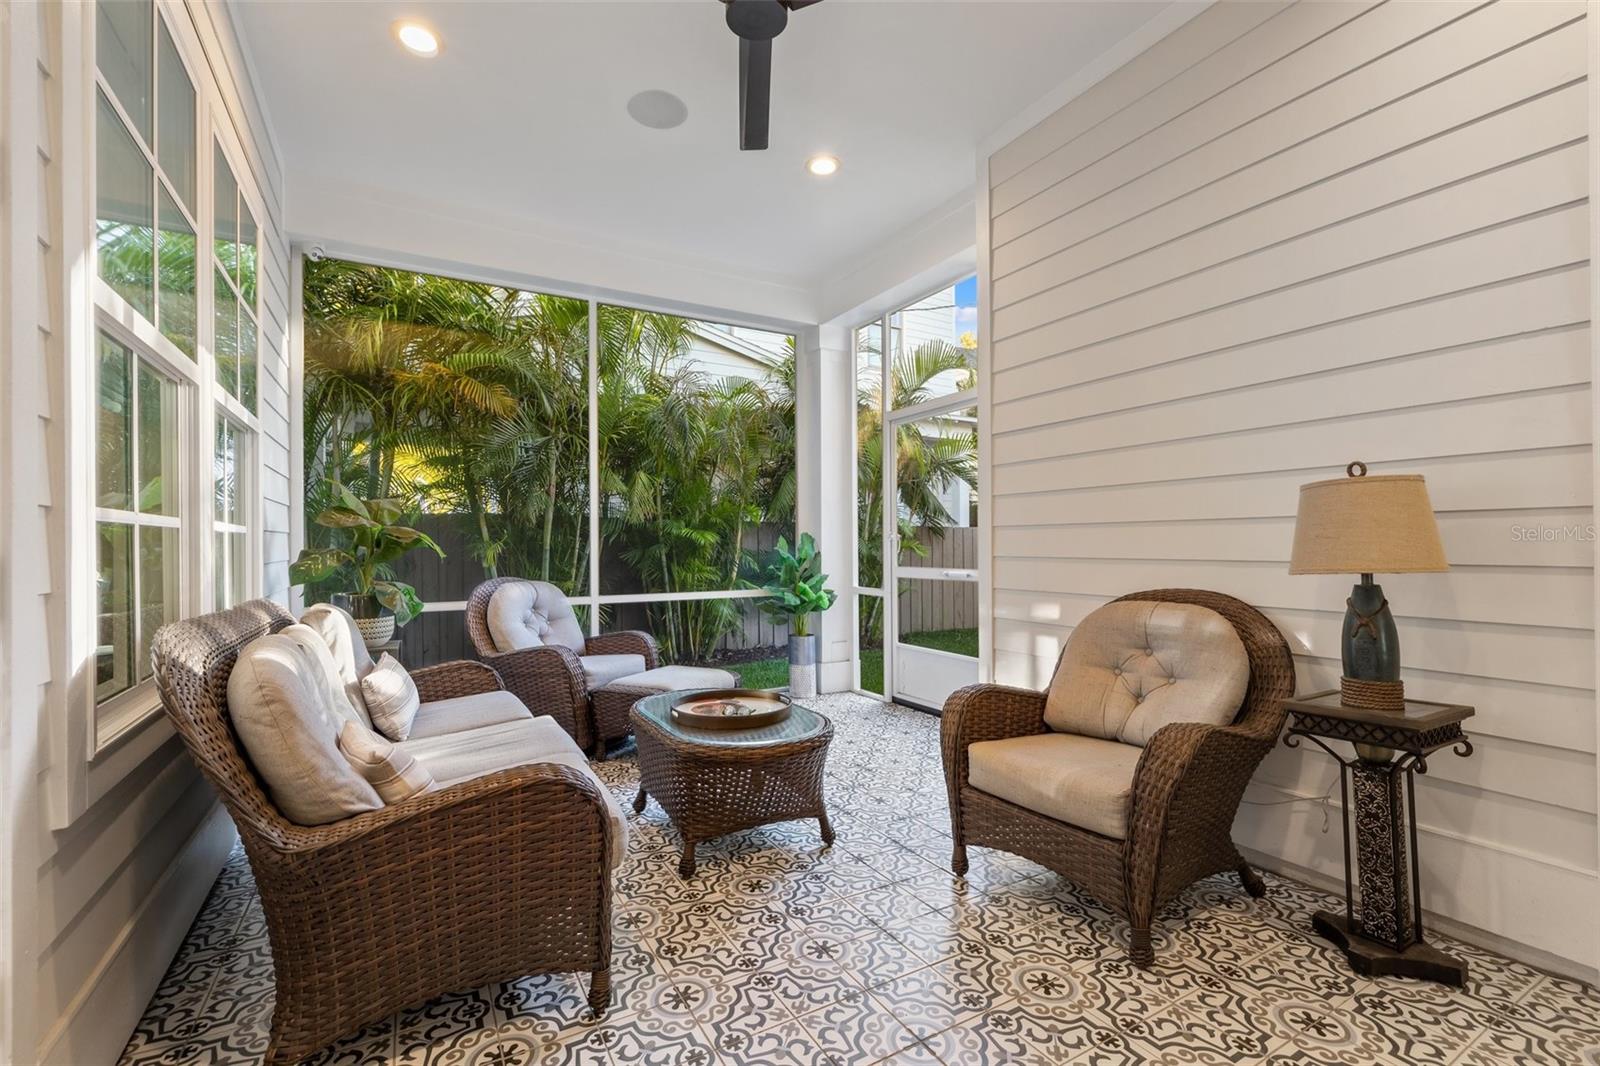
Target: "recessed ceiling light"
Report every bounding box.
[627,90,689,130]
[394,20,440,57]
[806,154,840,177]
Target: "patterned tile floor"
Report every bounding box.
[121,694,1598,1066]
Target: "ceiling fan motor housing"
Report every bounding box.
[725,0,789,41]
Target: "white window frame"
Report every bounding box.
[84,0,211,756]
[212,414,254,610]
[210,127,265,616]
[55,0,268,826]
[847,273,979,700]
[89,315,191,731]
[210,129,263,416]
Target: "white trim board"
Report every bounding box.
[1586,0,1600,976]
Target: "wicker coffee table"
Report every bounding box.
[631,690,834,877]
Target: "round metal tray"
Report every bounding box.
[670,689,792,730]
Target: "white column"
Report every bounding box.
[794,323,855,692]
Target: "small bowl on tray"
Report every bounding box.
[670,689,792,730]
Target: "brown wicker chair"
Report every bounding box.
[941,589,1294,968]
[151,599,616,1066]
[465,576,660,754]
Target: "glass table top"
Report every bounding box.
[633,689,829,747]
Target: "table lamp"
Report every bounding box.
[1289,461,1448,711]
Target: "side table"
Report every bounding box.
[631,690,834,878]
[1283,690,1474,985]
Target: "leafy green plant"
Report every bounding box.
[751,533,837,637]
[289,485,444,625]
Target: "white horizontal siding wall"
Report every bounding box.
[984,0,1596,974]
[1,1,292,1062]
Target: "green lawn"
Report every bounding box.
[721,628,976,696]
[903,627,979,657]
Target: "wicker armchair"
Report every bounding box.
[941,589,1294,968]
[465,576,660,754]
[151,600,616,1066]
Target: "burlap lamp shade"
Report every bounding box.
[1289,462,1448,713]
[1289,469,1448,575]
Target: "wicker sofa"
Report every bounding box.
[941,589,1294,967]
[151,599,620,1066]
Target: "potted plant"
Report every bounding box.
[753,533,837,698]
[290,486,444,648]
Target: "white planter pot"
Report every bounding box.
[788,634,818,699]
[333,593,396,649]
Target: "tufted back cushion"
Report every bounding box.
[486,580,587,655]
[1044,600,1249,746]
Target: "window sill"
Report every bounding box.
[83,690,180,815]
[94,685,168,760]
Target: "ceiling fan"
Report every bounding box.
[720,0,822,151]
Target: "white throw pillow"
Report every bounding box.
[227,632,382,826]
[278,623,368,728]
[299,603,377,723]
[361,653,422,741]
[337,720,436,805]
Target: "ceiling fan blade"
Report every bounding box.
[739,36,771,151]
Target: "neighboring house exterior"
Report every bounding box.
[684,322,790,383]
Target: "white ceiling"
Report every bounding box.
[235,0,1168,291]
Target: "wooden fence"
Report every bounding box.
[382,516,978,667]
[896,526,979,635]
[385,516,793,668]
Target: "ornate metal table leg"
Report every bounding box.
[1312,748,1467,986]
[1352,753,1413,947]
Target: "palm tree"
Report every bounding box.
[303,260,589,581]
[856,337,978,643]
[303,259,801,662]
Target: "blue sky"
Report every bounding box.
[953,274,978,339]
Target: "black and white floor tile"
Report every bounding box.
[120,694,1598,1066]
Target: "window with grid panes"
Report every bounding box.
[213,143,259,411]
[93,0,201,708]
[213,417,250,609]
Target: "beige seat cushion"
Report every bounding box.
[338,720,437,805]
[968,733,1143,840]
[1044,600,1249,746]
[361,653,421,741]
[299,603,377,725]
[606,664,737,693]
[227,632,382,826]
[407,689,533,740]
[486,580,587,655]
[400,716,628,867]
[581,653,647,690]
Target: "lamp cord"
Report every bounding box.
[1240,775,1338,834]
